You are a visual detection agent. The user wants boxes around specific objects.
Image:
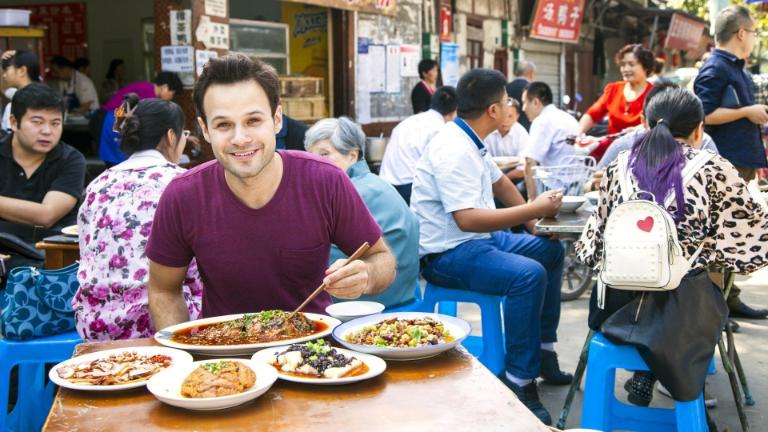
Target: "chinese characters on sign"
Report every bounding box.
[170,9,191,46]
[12,2,87,59]
[204,0,227,17]
[530,0,585,44]
[161,45,194,87]
[195,15,229,50]
[664,13,705,51]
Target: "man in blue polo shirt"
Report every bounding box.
[411,68,570,425]
[694,6,768,320]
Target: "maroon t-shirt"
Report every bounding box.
[146,151,382,317]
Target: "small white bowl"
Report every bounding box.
[146,359,278,410]
[325,301,385,322]
[560,195,587,213]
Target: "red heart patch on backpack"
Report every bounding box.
[637,216,654,232]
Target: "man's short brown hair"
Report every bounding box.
[193,54,280,122]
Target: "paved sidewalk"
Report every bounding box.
[454,266,768,430]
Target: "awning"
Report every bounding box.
[285,0,397,16]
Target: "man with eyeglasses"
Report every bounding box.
[521,81,579,199]
[694,6,768,320]
[411,68,569,426]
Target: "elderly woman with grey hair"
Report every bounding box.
[305,117,419,309]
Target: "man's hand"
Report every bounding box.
[323,258,370,299]
[742,105,768,125]
[1,50,16,61]
[0,253,9,261]
[585,170,604,192]
[524,219,558,239]
[531,189,562,218]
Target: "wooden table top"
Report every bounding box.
[34,241,79,251]
[44,338,548,432]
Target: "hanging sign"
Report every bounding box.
[664,13,705,51]
[530,0,585,44]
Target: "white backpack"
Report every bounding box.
[596,149,715,309]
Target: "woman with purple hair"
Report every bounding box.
[575,88,768,418]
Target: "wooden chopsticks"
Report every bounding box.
[291,242,371,316]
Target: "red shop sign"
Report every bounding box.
[664,13,705,52]
[439,5,452,42]
[10,2,88,60]
[530,0,585,44]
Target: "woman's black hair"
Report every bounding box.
[105,58,124,80]
[119,94,185,156]
[630,88,704,220]
[417,59,438,79]
[1,50,41,82]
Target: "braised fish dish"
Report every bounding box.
[345,317,454,348]
[171,310,326,346]
[181,361,256,398]
[269,340,367,379]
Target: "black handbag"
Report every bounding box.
[600,269,728,401]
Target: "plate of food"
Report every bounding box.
[332,312,470,361]
[154,310,342,356]
[147,358,278,410]
[61,225,79,236]
[251,339,386,385]
[48,347,193,391]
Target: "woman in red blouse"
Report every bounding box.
[578,44,655,136]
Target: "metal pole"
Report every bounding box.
[649,15,659,50]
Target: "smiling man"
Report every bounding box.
[0,83,85,245]
[146,55,395,329]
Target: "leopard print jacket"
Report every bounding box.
[575,147,768,274]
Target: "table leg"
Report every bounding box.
[556,329,594,429]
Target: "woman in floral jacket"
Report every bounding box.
[73,94,203,340]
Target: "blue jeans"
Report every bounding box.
[422,231,565,379]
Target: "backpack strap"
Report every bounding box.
[663,149,717,208]
[616,151,633,202]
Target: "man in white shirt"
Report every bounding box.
[380,86,457,204]
[485,99,528,182]
[49,56,99,113]
[521,82,578,198]
[411,68,570,426]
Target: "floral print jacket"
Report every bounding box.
[73,152,203,340]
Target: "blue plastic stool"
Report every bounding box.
[1,331,82,432]
[582,332,707,432]
[420,282,505,375]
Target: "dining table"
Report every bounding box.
[43,338,549,432]
[35,235,80,269]
[535,207,593,236]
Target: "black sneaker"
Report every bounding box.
[499,376,552,425]
[623,371,656,407]
[540,349,574,385]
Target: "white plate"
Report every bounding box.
[48,346,193,391]
[325,301,385,322]
[560,195,587,213]
[332,312,470,361]
[584,190,600,206]
[154,312,342,356]
[147,359,278,410]
[251,345,386,385]
[61,225,79,236]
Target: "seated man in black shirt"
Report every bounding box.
[0,83,85,252]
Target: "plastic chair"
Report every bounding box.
[582,332,707,432]
[1,331,82,432]
[420,282,505,375]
